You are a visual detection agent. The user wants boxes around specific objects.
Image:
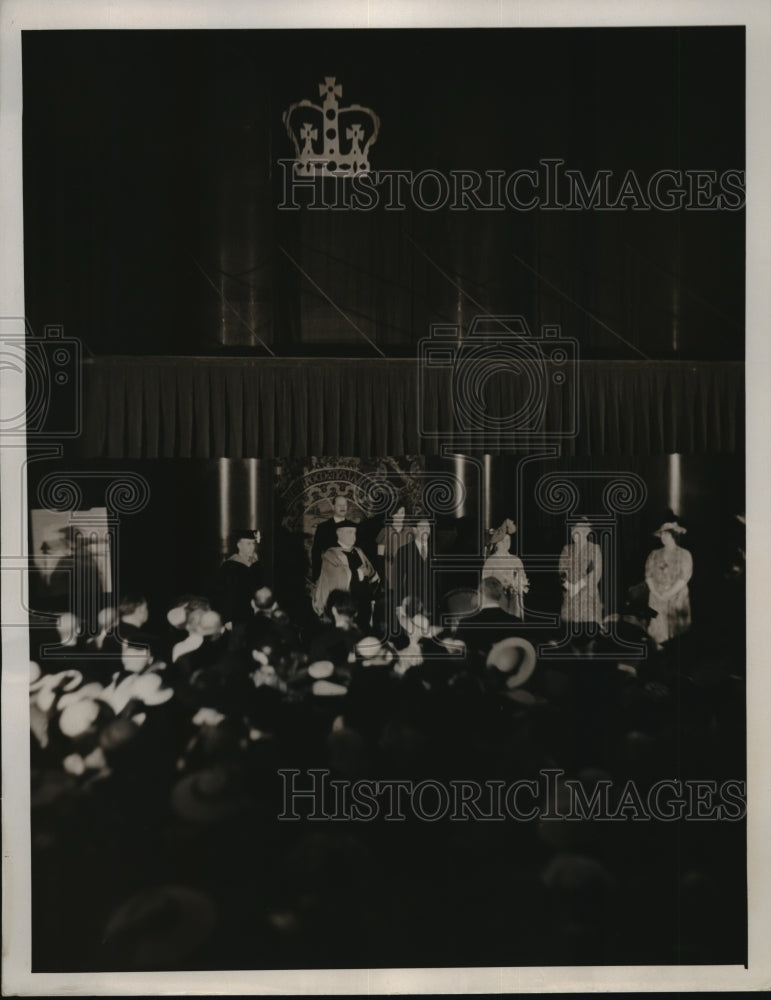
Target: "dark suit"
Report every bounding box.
[456,605,519,656]
[102,620,160,657]
[174,634,249,712]
[392,538,433,616]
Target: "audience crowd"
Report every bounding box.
[28,523,746,972]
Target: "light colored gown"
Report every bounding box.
[482,553,529,618]
[559,541,603,624]
[645,545,693,643]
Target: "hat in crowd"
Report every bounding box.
[486,636,537,689]
[312,679,348,697]
[30,667,83,706]
[129,672,174,707]
[30,767,79,809]
[99,717,140,754]
[196,610,224,637]
[166,605,187,629]
[101,885,218,970]
[487,518,517,547]
[57,682,105,711]
[120,643,153,673]
[98,670,173,715]
[289,660,349,697]
[308,660,335,680]
[503,688,544,706]
[355,636,396,667]
[168,595,211,629]
[171,767,250,824]
[354,636,384,659]
[443,588,480,620]
[654,521,687,538]
[98,606,119,632]
[58,699,100,738]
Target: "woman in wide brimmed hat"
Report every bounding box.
[645,521,692,645]
[482,518,529,618]
[559,518,603,626]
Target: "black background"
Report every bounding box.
[22,28,744,357]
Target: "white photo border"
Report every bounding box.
[2,0,769,994]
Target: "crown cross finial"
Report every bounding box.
[346,124,364,158]
[319,77,343,102]
[300,123,318,159]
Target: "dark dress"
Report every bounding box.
[456,606,519,656]
[392,539,433,616]
[212,557,265,626]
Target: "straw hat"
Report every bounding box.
[99,717,140,753]
[308,660,335,680]
[171,767,250,824]
[166,605,187,629]
[129,672,174,707]
[57,682,105,711]
[196,610,224,637]
[289,660,350,695]
[486,636,537,689]
[101,885,217,970]
[654,521,687,538]
[58,699,100,738]
[312,679,348,697]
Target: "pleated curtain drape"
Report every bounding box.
[79,358,743,459]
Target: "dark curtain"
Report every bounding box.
[79,358,743,459]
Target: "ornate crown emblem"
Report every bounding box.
[283,77,380,176]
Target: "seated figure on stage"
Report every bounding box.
[482,518,529,619]
[313,523,379,628]
[311,495,357,582]
[212,529,264,627]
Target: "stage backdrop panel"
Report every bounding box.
[78,357,743,459]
